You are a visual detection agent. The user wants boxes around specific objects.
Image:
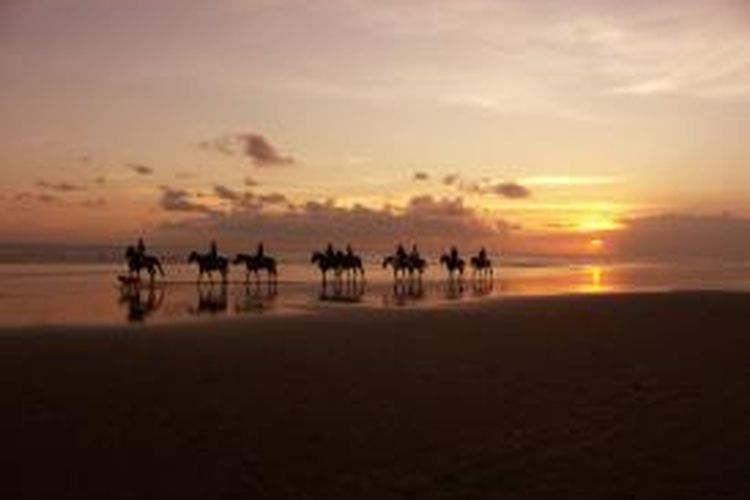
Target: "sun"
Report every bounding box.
[577,216,622,233]
[589,237,605,250]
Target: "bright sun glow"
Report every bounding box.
[577,216,623,233]
[589,238,605,250]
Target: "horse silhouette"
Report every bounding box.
[440,250,465,278]
[188,251,228,282]
[125,245,164,280]
[311,250,339,284]
[234,253,278,283]
[470,252,493,277]
[341,251,365,280]
[382,253,427,279]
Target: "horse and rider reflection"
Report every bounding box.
[384,278,425,306]
[118,281,164,323]
[189,282,229,315]
[235,281,278,313]
[318,278,366,303]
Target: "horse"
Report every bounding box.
[470,253,493,278]
[382,253,427,279]
[188,251,228,282]
[234,253,278,283]
[440,252,465,279]
[341,252,365,280]
[311,250,340,284]
[124,246,165,280]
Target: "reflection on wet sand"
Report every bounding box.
[118,283,164,323]
[383,279,425,307]
[318,280,366,303]
[189,283,228,316]
[470,277,495,297]
[235,282,278,314]
[443,278,465,300]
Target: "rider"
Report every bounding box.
[325,242,335,260]
[409,244,420,261]
[209,240,218,259]
[257,242,265,259]
[136,237,146,260]
[346,244,354,258]
[450,245,459,261]
[396,243,407,260]
[478,247,487,262]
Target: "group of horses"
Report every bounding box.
[124,243,494,284]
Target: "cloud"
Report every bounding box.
[441,175,531,199]
[213,185,241,202]
[443,174,459,186]
[489,182,531,199]
[158,194,507,251]
[412,171,430,181]
[126,163,154,175]
[238,133,294,167]
[201,133,294,167]
[159,187,218,215]
[36,180,86,192]
[258,192,288,205]
[14,191,60,204]
[611,213,750,260]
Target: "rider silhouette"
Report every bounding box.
[209,240,218,259]
[257,242,265,258]
[136,237,146,259]
[346,244,354,257]
[410,244,419,260]
[326,242,335,260]
[396,243,407,260]
[478,247,487,261]
[450,246,459,261]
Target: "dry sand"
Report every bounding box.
[2,292,750,499]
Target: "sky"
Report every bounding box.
[1,0,749,257]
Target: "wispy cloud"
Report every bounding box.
[126,163,154,175]
[159,186,219,215]
[201,133,294,167]
[36,180,86,192]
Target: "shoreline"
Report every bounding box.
[0,288,748,333]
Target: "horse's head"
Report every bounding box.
[125,246,135,259]
[382,256,392,268]
[233,254,246,265]
[311,251,323,263]
[439,254,449,265]
[188,251,198,263]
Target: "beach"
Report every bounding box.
[2,291,750,499]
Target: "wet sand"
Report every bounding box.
[2,292,750,499]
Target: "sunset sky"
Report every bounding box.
[1,0,749,256]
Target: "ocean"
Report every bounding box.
[1,244,749,327]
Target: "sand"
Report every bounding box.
[2,291,750,499]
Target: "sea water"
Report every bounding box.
[1,246,749,327]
